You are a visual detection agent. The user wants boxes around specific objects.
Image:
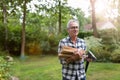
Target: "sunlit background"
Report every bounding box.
[27,0,119,20]
[68,0,119,19]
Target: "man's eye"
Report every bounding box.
[70,27,78,29]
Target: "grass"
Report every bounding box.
[87,62,120,80]
[12,55,120,80]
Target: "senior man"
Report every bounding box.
[58,19,87,80]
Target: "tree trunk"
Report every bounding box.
[117,0,120,25]
[2,3,8,52]
[21,0,26,58]
[58,0,61,34]
[90,0,99,38]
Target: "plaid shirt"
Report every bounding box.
[58,36,87,80]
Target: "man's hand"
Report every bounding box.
[74,49,85,57]
[85,57,93,62]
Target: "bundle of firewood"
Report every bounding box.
[58,46,85,64]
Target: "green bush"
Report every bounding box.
[39,33,66,55]
[25,42,42,55]
[47,34,66,54]
[99,29,117,44]
[26,29,50,55]
[91,46,111,62]
[0,50,9,56]
[0,25,21,56]
[25,28,65,55]
[8,26,21,56]
[0,25,5,50]
[85,36,113,62]
[85,36,102,50]
[111,48,120,63]
[90,44,120,62]
[78,31,93,38]
[0,56,14,80]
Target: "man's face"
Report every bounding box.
[68,22,79,37]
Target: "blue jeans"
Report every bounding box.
[63,75,86,80]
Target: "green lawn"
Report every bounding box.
[13,55,120,80]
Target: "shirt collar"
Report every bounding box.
[67,36,79,43]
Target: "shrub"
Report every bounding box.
[78,31,93,38]
[41,33,66,55]
[85,36,113,62]
[0,50,9,56]
[91,46,111,62]
[25,30,65,55]
[25,42,42,55]
[0,25,21,56]
[0,56,14,80]
[85,36,102,50]
[111,48,120,63]
[99,29,117,44]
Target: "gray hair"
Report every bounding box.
[67,19,79,29]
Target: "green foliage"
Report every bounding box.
[25,26,51,54]
[111,47,120,63]
[0,0,91,56]
[25,26,47,54]
[0,56,14,80]
[0,50,9,56]
[91,45,111,62]
[25,25,65,55]
[47,34,66,54]
[85,36,102,50]
[7,26,21,56]
[85,33,120,62]
[99,29,117,44]
[85,36,112,62]
[0,0,119,62]
[36,33,65,54]
[86,29,119,62]
[0,25,5,49]
[78,31,93,38]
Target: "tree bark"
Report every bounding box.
[58,0,61,34]
[90,0,99,38]
[2,3,8,52]
[21,0,26,58]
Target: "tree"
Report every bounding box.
[115,0,120,25]
[90,0,99,37]
[19,0,31,58]
[35,0,70,34]
[20,0,27,58]
[58,0,62,33]
[48,0,68,34]
[0,0,10,52]
[0,0,16,52]
[2,2,8,51]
